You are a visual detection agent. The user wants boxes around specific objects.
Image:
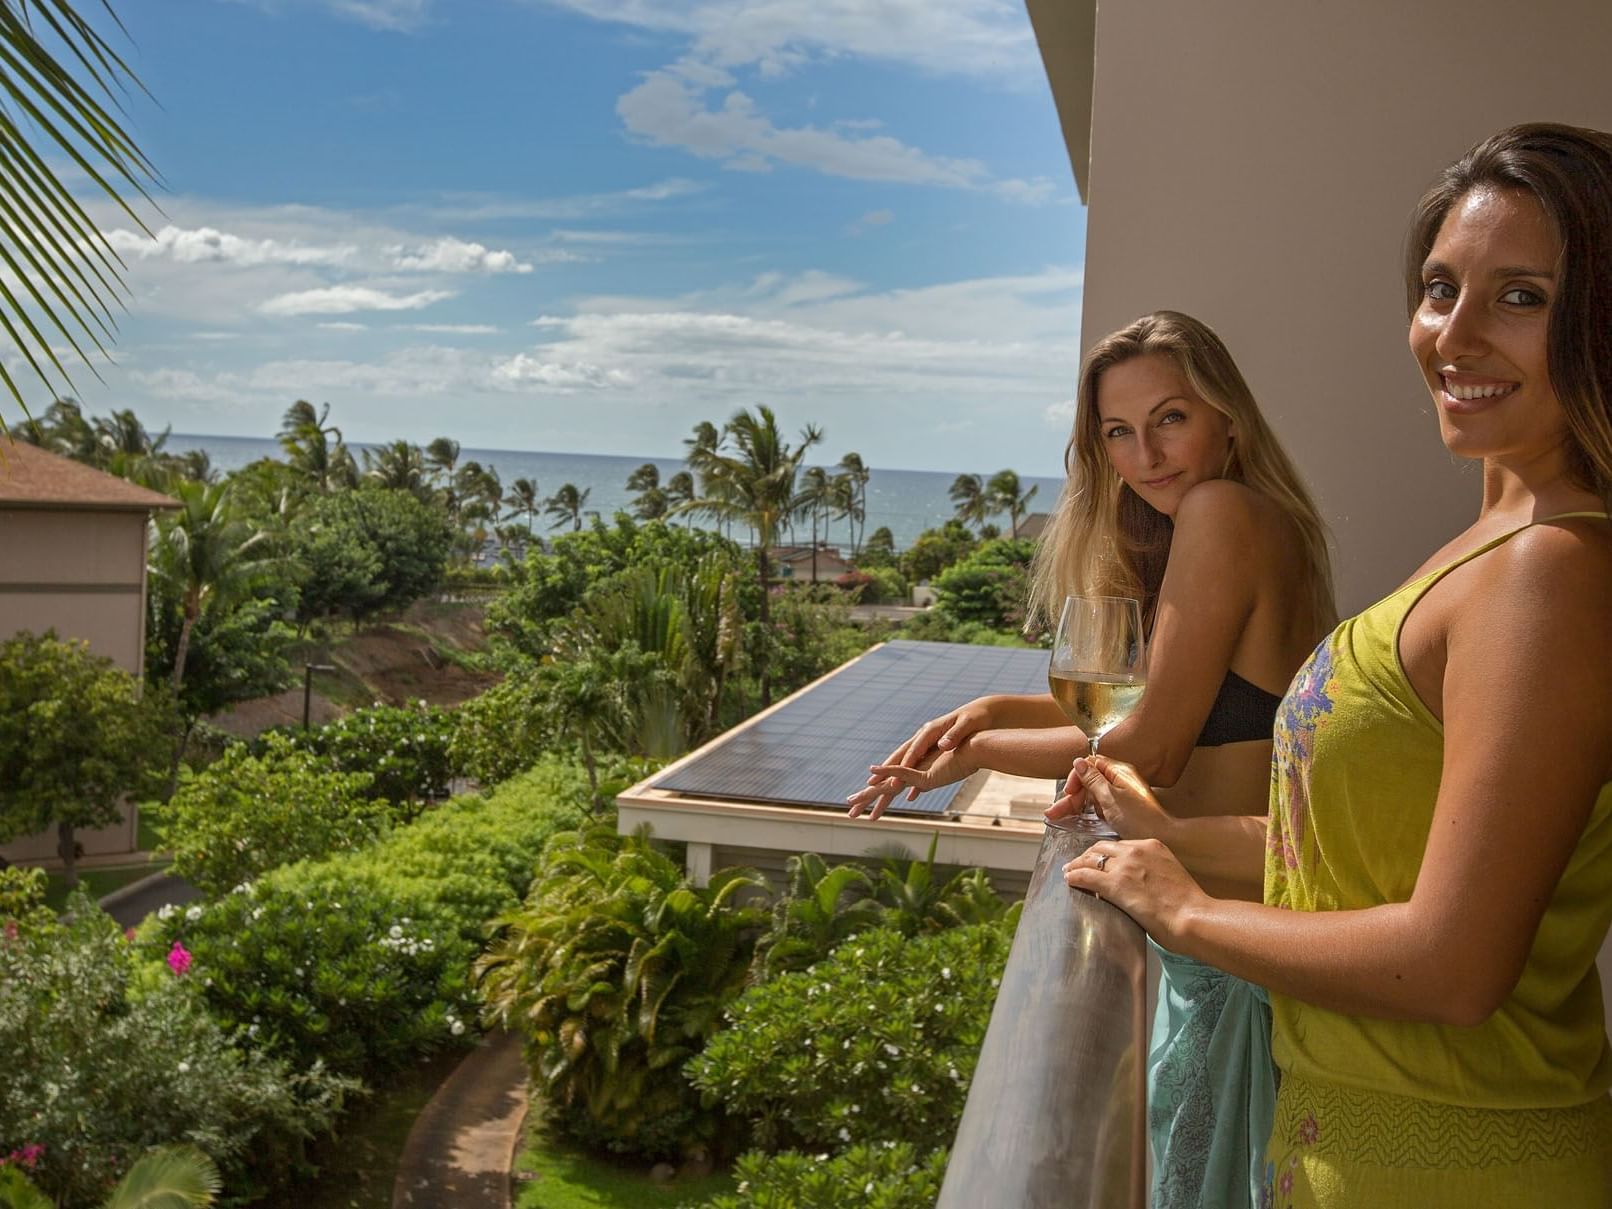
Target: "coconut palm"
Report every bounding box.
[679,405,819,708]
[987,469,1039,539]
[838,451,870,556]
[0,1143,220,1208]
[503,476,541,532]
[626,461,668,519]
[948,472,992,533]
[0,0,159,434]
[277,400,353,492]
[544,481,590,532]
[362,440,431,499]
[664,470,696,528]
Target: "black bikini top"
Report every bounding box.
[1194,670,1283,747]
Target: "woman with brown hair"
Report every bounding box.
[1067,123,1612,1207]
[849,309,1335,1209]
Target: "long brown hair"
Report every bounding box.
[1025,310,1335,634]
[1406,122,1612,504]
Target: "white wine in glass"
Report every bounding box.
[1048,595,1147,836]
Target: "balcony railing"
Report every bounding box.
[938,817,1148,1208]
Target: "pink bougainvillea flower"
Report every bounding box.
[125,927,138,942]
[2,919,17,942]
[5,1142,45,1169]
[167,941,193,977]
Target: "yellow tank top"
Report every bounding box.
[1264,513,1612,1110]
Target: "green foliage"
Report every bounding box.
[762,588,881,699]
[0,866,48,918]
[900,609,1037,648]
[931,538,1036,629]
[290,486,453,623]
[476,824,768,1160]
[839,565,907,605]
[145,593,295,724]
[277,700,458,808]
[143,759,593,1081]
[899,520,977,584]
[148,734,391,897]
[700,1143,948,1209]
[752,853,881,982]
[857,526,898,569]
[488,515,742,660]
[1,897,351,1207]
[448,673,555,785]
[98,1146,221,1209]
[0,632,172,860]
[688,922,1012,1154]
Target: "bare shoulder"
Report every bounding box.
[1471,515,1612,635]
[1173,479,1294,553]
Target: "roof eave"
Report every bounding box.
[1024,0,1097,203]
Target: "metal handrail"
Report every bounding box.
[937,817,1148,1208]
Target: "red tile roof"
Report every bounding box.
[0,438,180,511]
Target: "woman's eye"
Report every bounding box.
[1500,286,1546,307]
[1423,280,1457,302]
[1158,411,1185,426]
[1103,427,1129,440]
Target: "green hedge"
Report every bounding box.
[142,758,593,1080]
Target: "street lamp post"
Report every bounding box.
[303,663,338,730]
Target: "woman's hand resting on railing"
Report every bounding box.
[846,698,996,819]
[1060,756,1208,945]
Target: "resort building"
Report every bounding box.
[0,439,178,863]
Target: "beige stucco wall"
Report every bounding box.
[0,507,151,863]
[0,509,148,674]
[1078,0,1612,615]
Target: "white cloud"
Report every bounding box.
[327,0,430,31]
[490,354,634,390]
[1044,397,1077,425]
[260,285,454,316]
[318,321,370,331]
[408,323,500,334]
[849,208,894,234]
[390,237,533,274]
[538,1,1037,81]
[418,178,703,223]
[105,224,356,268]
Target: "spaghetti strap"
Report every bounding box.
[1408,510,1611,591]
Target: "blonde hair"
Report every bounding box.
[1026,310,1336,635]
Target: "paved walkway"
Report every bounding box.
[101,869,202,930]
[393,1029,528,1209]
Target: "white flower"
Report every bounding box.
[884,1044,900,1057]
[178,1061,191,1074]
[157,904,177,921]
[389,925,404,939]
[451,1020,466,1036]
[941,967,952,980]
[838,1127,851,1142]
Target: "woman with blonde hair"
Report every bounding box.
[848,308,1334,1208]
[1067,123,1612,1207]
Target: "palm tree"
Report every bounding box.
[544,481,590,531]
[800,464,830,582]
[363,439,431,499]
[0,1,159,434]
[838,451,870,557]
[679,405,818,708]
[148,480,274,700]
[277,400,350,492]
[503,476,541,532]
[949,472,992,533]
[664,470,696,528]
[26,398,97,460]
[0,1143,220,1208]
[424,436,461,481]
[987,469,1039,539]
[626,461,668,519]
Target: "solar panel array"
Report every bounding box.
[653,639,1052,814]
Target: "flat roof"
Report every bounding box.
[0,439,180,512]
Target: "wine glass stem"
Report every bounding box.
[1082,735,1101,823]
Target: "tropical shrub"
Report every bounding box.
[930,537,1036,630]
[900,608,1037,648]
[150,733,391,896]
[1,895,351,1207]
[278,700,458,809]
[761,588,881,699]
[699,1143,948,1209]
[687,922,1012,1153]
[448,672,554,785]
[751,852,882,982]
[143,759,594,1079]
[899,520,976,584]
[477,824,767,1160]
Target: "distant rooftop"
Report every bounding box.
[0,439,179,512]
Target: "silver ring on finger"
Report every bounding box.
[1093,853,1109,872]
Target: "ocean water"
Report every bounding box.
[169,433,1065,552]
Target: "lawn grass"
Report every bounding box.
[512,1117,736,1209]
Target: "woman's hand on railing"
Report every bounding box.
[1060,756,1208,942]
[1046,754,1171,841]
[846,699,996,819]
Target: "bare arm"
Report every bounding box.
[1068,526,1612,1025]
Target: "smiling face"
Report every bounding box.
[1410,186,1567,465]
[1092,353,1234,518]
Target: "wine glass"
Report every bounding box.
[1047,595,1147,837]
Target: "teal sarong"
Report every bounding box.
[1148,942,1276,1209]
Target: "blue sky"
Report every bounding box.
[53,0,1086,475]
